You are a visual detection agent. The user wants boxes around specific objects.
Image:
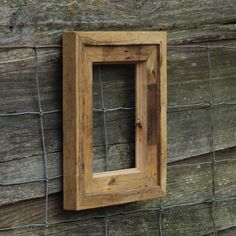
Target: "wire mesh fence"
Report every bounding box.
[0,43,236,235]
[93,63,136,172]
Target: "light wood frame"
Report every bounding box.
[63,32,167,210]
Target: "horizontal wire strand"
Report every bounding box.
[1,196,236,232]
[1,157,236,186]
[1,100,236,117]
[0,44,236,50]
[0,43,235,235]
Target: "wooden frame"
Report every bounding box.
[63,31,167,210]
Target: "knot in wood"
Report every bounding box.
[135,119,142,128]
[108,177,116,186]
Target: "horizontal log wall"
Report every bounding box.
[0,0,236,235]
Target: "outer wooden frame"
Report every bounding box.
[63,31,167,210]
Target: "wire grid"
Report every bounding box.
[94,64,135,173]
[0,44,236,235]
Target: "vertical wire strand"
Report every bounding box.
[34,46,49,235]
[98,65,109,236]
[104,213,108,236]
[0,43,235,235]
[207,47,218,236]
[158,201,164,236]
[98,65,109,171]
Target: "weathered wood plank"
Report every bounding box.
[1,45,235,110]
[169,24,236,44]
[0,43,235,207]
[93,64,136,172]
[1,195,235,236]
[1,148,236,209]
[0,193,106,235]
[210,227,236,236]
[168,47,236,106]
[0,99,219,166]
[0,46,235,162]
[0,115,43,163]
[0,48,62,113]
[0,103,235,178]
[168,104,236,162]
[108,201,236,235]
[1,45,235,113]
[0,0,235,235]
[0,1,235,44]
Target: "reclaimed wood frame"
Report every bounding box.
[63,31,167,210]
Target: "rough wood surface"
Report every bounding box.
[0,45,235,161]
[63,32,167,210]
[0,0,236,234]
[1,148,236,233]
[0,1,235,45]
[0,176,236,235]
[0,41,235,209]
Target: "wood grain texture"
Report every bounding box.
[87,45,153,63]
[0,44,235,206]
[92,64,136,172]
[77,31,166,45]
[1,151,236,235]
[3,146,234,209]
[0,1,235,45]
[135,62,147,171]
[63,32,79,210]
[63,32,167,210]
[0,0,236,234]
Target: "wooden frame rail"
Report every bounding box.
[63,31,167,210]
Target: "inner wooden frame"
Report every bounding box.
[63,32,167,210]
